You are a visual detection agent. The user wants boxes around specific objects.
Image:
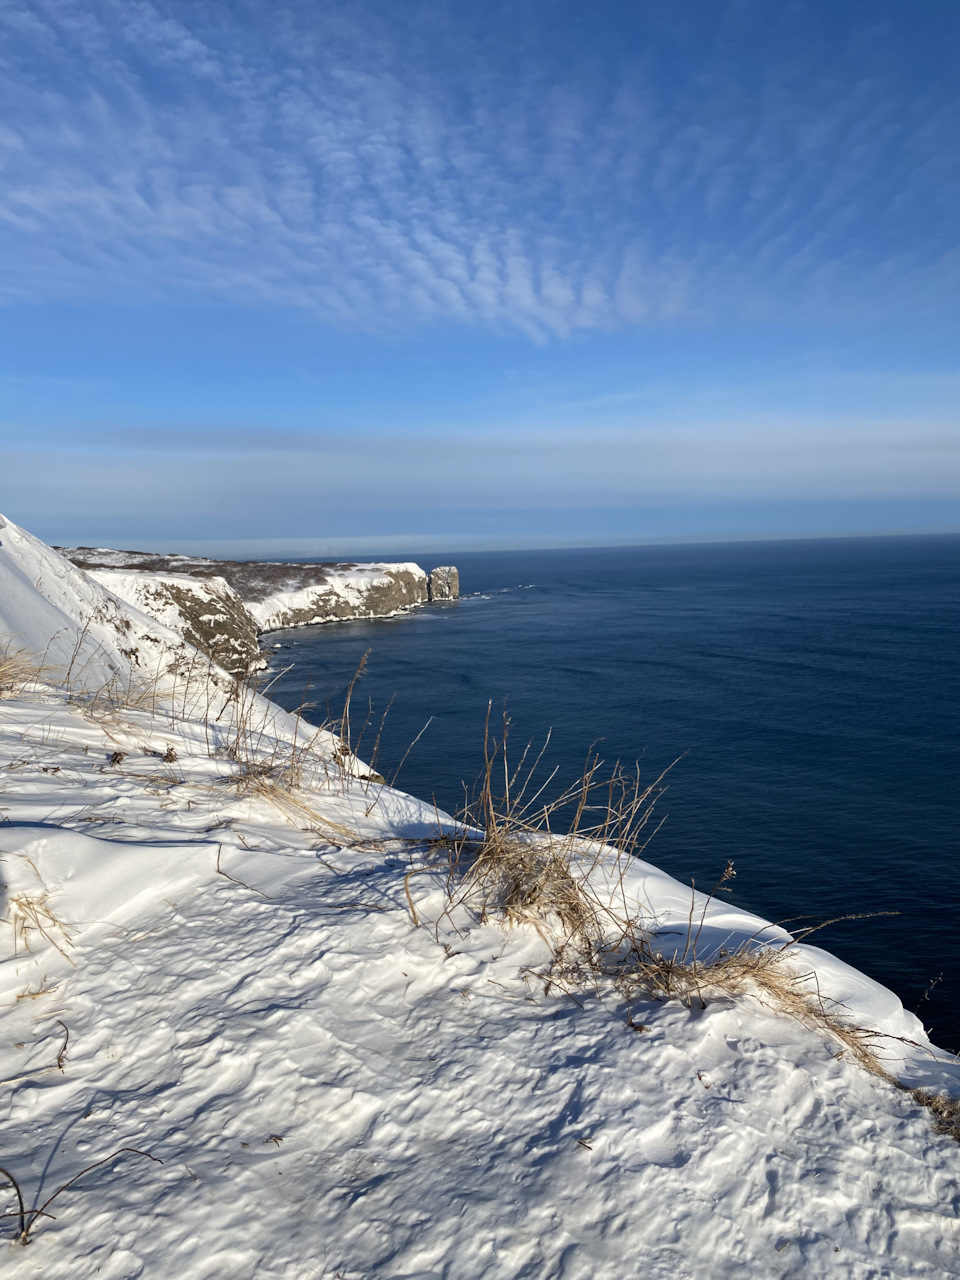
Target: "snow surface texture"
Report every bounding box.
[3,516,960,1278]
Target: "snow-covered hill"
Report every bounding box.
[0,516,192,689]
[2,514,959,1278]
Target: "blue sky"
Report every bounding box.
[1,0,958,552]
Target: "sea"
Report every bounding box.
[266,535,960,1051]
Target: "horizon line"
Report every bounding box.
[53,525,960,562]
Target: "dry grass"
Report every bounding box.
[5,854,77,964]
[74,669,165,721]
[8,892,75,963]
[210,659,342,792]
[193,658,368,840]
[438,707,953,1111]
[241,775,360,844]
[0,644,49,699]
[444,704,669,943]
[582,926,899,1082]
[911,1090,960,1141]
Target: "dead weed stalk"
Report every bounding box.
[0,1147,161,1245]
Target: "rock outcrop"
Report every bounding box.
[57,547,459,676]
[428,566,460,601]
[84,569,262,676]
[239,562,429,633]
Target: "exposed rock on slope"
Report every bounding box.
[81,569,262,676]
[59,547,459,674]
[240,562,429,632]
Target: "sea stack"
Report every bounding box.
[429,566,460,601]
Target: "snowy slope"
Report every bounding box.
[0,515,191,689]
[2,517,960,1278]
[0,513,340,759]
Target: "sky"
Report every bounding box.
[1,0,958,554]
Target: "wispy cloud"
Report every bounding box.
[1,0,958,336]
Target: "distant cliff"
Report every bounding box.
[58,548,459,676]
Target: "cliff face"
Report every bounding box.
[240,563,429,633]
[84,569,263,675]
[58,547,458,675]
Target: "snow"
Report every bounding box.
[3,513,960,1278]
[81,570,237,635]
[245,563,427,632]
[0,517,188,689]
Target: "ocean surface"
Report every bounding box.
[267,536,960,1051]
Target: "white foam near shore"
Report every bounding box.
[2,511,960,1278]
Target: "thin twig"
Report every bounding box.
[55,1020,69,1071]
[1,1147,162,1244]
[215,843,274,900]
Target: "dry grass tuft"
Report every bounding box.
[0,643,49,699]
[438,706,940,1099]
[446,704,668,942]
[911,1089,960,1141]
[210,659,345,797]
[3,855,74,962]
[584,930,898,1082]
[8,890,76,963]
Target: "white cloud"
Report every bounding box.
[0,0,958,335]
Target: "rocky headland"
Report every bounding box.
[58,546,459,675]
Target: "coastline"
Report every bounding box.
[2,513,960,1276]
[56,545,460,675]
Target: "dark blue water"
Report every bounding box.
[268,536,960,1050]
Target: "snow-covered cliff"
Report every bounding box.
[3,515,959,1278]
[58,546,459,675]
[82,568,262,676]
